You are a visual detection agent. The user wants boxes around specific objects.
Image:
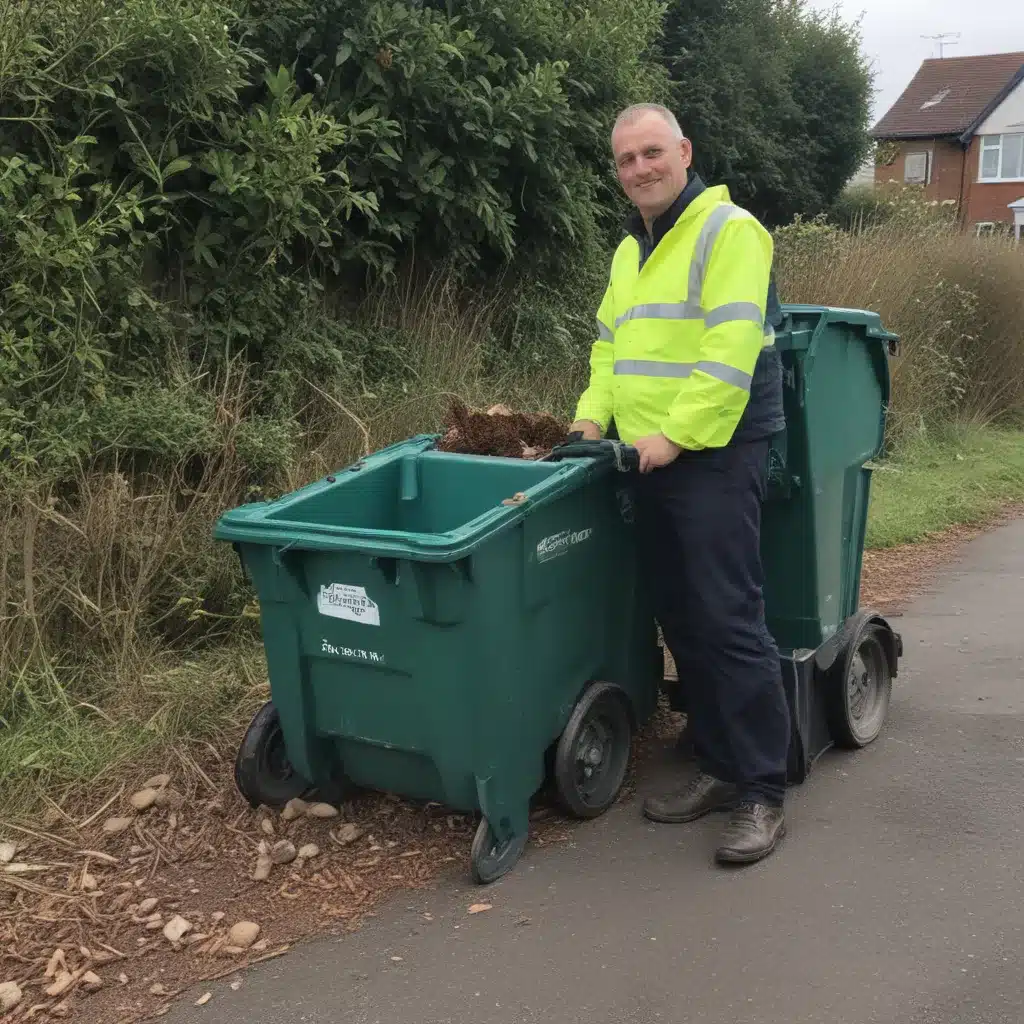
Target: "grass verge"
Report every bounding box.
[866,425,1024,549]
[0,646,270,821]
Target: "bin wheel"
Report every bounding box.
[553,682,633,819]
[470,817,527,885]
[826,622,893,749]
[234,701,309,808]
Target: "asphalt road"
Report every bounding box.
[170,520,1024,1024]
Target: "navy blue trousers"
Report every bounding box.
[635,439,790,805]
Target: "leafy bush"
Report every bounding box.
[1,0,667,474]
[250,0,668,264]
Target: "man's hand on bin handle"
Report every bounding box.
[568,420,602,442]
[634,433,681,474]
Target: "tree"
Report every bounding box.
[658,0,873,225]
[787,9,876,215]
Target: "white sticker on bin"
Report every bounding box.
[317,583,380,626]
[536,527,594,564]
[321,639,385,662]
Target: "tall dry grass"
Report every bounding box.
[775,217,1024,446]
[0,270,585,812]
[286,267,585,488]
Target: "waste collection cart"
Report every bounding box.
[214,439,663,883]
[215,302,903,884]
[764,305,903,778]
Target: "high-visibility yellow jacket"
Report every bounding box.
[574,184,776,450]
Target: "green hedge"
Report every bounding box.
[0,0,667,473]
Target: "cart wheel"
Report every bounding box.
[826,622,893,749]
[234,701,309,808]
[470,817,527,885]
[553,682,633,819]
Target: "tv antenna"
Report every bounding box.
[922,32,961,59]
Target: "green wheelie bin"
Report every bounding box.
[667,303,904,778]
[214,438,662,884]
[764,304,903,778]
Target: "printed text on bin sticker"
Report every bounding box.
[317,583,380,626]
[536,527,593,564]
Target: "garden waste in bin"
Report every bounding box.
[213,438,662,883]
[667,303,904,781]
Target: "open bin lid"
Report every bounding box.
[777,304,900,356]
[213,435,605,562]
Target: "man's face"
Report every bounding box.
[611,113,693,221]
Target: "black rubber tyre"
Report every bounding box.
[825,623,893,749]
[553,682,633,819]
[234,701,309,808]
[469,817,528,885]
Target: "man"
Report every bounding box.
[570,103,791,865]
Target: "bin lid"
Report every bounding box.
[780,304,899,346]
[213,435,598,562]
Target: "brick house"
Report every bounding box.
[871,51,1024,233]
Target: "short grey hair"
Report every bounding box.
[612,103,686,141]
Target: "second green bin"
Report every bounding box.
[668,304,904,775]
[215,438,661,883]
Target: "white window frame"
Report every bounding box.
[978,134,1024,183]
[904,150,931,185]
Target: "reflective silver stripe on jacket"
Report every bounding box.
[686,204,749,303]
[597,319,614,342]
[615,301,702,329]
[703,300,764,330]
[614,298,775,346]
[611,204,774,343]
[613,359,753,391]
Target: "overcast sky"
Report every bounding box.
[807,0,1024,124]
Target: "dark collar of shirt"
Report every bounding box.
[624,171,708,269]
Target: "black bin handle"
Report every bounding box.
[544,438,639,474]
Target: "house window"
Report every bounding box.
[979,134,1024,181]
[904,151,930,184]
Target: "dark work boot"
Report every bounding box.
[642,772,737,824]
[714,802,786,865]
